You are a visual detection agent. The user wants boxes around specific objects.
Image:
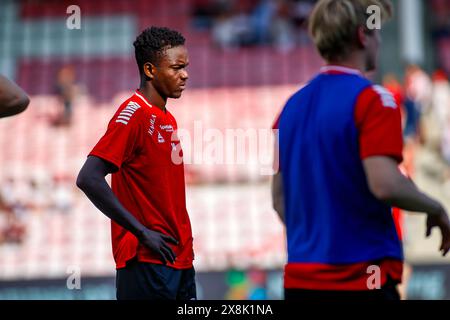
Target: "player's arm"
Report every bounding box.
[0,75,30,118]
[271,116,285,224]
[76,155,178,264]
[272,171,285,225]
[363,156,450,256]
[357,86,450,256]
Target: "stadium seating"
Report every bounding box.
[0,84,289,279]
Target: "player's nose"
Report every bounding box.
[180,69,188,81]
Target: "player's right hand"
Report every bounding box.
[426,207,450,257]
[137,229,179,264]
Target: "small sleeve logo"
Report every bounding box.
[116,102,140,125]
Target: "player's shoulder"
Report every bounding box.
[114,95,144,126]
[286,83,309,106]
[359,84,398,109]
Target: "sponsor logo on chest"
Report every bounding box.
[148,114,156,136]
[160,124,174,132]
[147,114,173,145]
[157,131,165,143]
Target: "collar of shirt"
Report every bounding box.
[134,90,153,108]
[134,89,169,115]
[320,65,363,76]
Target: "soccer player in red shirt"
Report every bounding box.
[76,27,195,300]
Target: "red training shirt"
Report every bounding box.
[89,90,194,269]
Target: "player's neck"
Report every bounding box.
[327,53,366,74]
[139,83,167,112]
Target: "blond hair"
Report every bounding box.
[308,0,393,61]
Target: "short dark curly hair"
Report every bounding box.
[133,26,185,76]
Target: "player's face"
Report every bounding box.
[153,45,189,99]
[365,29,381,72]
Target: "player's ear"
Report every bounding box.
[143,62,156,80]
[356,26,368,49]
